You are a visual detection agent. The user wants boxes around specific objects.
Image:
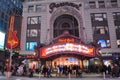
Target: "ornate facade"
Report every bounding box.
[21,0,120,58]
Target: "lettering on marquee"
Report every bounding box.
[41,43,94,57]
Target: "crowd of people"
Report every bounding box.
[41,65,82,77]
[104,63,120,77]
[88,63,120,78]
[0,62,120,78]
[0,63,82,77]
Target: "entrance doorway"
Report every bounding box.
[51,56,83,69]
[52,57,78,66]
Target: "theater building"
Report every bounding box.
[35,31,99,68]
[20,0,120,69]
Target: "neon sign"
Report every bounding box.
[41,43,94,57]
[7,16,19,48]
[58,38,74,43]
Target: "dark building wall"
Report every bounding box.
[0,51,5,62]
[14,15,23,49]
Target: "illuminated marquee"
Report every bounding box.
[41,43,95,57]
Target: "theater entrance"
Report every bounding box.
[51,56,82,67]
[45,55,89,69]
[36,32,98,71]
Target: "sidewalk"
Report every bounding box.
[0,75,120,80]
[0,76,120,80]
[0,73,120,80]
[34,72,107,78]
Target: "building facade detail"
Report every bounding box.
[21,0,120,56]
[49,2,82,13]
[49,6,84,42]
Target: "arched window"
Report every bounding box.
[53,14,79,37]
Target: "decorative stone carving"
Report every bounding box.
[49,2,82,13]
[49,3,84,42]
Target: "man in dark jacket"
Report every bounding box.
[112,64,120,77]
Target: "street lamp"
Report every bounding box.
[5,40,13,78]
[9,43,13,72]
[6,15,19,78]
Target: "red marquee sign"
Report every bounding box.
[40,43,95,58]
[58,38,75,43]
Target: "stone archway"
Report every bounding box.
[49,6,84,41]
[53,14,79,38]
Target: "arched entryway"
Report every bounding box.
[53,14,79,38]
[49,6,84,42]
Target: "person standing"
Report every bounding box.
[47,66,52,77]
[114,64,120,77]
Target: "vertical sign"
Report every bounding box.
[7,16,19,48]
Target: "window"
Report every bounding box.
[91,13,110,48]
[36,5,46,12]
[38,17,41,24]
[36,5,42,12]
[5,14,8,21]
[113,12,120,26]
[4,22,7,30]
[26,42,37,50]
[89,1,96,8]
[28,5,34,12]
[30,17,38,24]
[0,2,2,7]
[98,1,105,8]
[97,39,110,48]
[116,27,120,39]
[3,0,7,2]
[27,17,31,24]
[117,40,120,48]
[93,26,108,34]
[113,12,120,48]
[91,13,108,26]
[95,13,106,21]
[1,12,4,19]
[0,20,3,28]
[27,29,38,37]
[29,29,37,37]
[91,13,107,22]
[27,16,41,24]
[0,32,5,50]
[111,0,118,8]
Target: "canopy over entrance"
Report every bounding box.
[36,31,98,59]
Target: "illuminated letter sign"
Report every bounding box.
[40,43,95,57]
[58,38,74,43]
[7,16,19,48]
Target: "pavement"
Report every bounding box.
[0,76,120,80]
[0,73,120,80]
